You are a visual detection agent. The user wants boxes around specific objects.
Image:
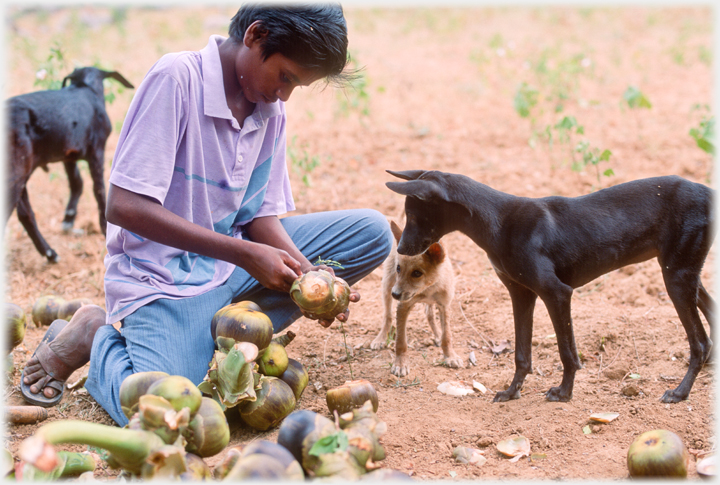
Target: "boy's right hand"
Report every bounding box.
[241,242,302,293]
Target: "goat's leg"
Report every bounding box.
[17,187,58,263]
[61,161,83,233]
[86,147,107,236]
[494,274,538,402]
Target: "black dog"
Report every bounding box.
[6,67,134,262]
[386,169,714,403]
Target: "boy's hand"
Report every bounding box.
[243,243,302,292]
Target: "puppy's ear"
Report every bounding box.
[386,179,444,201]
[424,242,446,264]
[386,169,427,181]
[389,220,403,243]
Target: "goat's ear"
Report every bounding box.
[61,75,72,88]
[389,220,403,243]
[386,179,445,202]
[103,71,135,89]
[386,169,427,181]
[424,242,446,264]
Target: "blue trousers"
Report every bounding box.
[85,209,392,426]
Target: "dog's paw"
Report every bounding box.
[444,353,465,369]
[545,386,572,402]
[369,336,387,350]
[391,359,409,377]
[659,389,688,404]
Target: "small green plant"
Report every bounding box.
[287,135,320,187]
[689,116,714,155]
[34,43,69,91]
[315,257,344,269]
[623,86,652,109]
[513,82,539,118]
[573,141,613,184]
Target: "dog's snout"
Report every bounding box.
[391,290,402,301]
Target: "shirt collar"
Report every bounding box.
[200,35,282,123]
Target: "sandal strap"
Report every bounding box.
[34,342,77,382]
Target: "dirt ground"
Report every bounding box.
[3,5,716,481]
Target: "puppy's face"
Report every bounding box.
[389,221,447,301]
[397,197,447,257]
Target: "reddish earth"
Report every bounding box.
[4,5,715,480]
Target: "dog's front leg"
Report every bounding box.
[541,283,582,402]
[391,302,413,377]
[493,277,537,402]
[425,304,442,346]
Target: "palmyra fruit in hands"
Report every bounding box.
[290,270,351,321]
[326,379,378,415]
[627,429,689,478]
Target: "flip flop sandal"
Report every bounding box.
[21,318,70,407]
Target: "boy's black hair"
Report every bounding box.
[229,3,353,86]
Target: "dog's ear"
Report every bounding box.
[386,179,445,202]
[102,70,135,89]
[386,169,427,181]
[424,242,446,264]
[389,220,403,243]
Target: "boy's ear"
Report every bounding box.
[424,242,446,264]
[244,20,268,47]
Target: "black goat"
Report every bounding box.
[6,67,134,262]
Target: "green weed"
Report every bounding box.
[622,86,652,109]
[336,56,370,118]
[34,43,69,91]
[288,135,321,187]
[689,116,715,155]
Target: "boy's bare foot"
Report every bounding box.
[21,304,106,405]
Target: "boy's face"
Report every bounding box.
[236,21,324,104]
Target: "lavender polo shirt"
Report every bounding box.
[104,35,295,325]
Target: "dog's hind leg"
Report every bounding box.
[660,267,712,403]
[436,302,464,368]
[61,160,83,233]
[538,279,582,402]
[493,275,538,402]
[425,304,442,346]
[698,283,715,332]
[16,187,58,263]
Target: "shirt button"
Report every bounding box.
[237,155,243,162]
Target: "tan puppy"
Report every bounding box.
[371,220,464,376]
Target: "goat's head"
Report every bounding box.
[62,67,134,97]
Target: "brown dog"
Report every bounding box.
[371,219,464,376]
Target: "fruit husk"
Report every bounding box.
[257,341,289,377]
[696,454,716,478]
[198,338,257,410]
[213,446,242,480]
[120,371,170,420]
[210,303,273,353]
[280,358,309,401]
[19,420,172,477]
[239,376,296,431]
[277,410,336,466]
[6,302,27,353]
[145,375,202,417]
[182,397,230,458]
[338,400,387,436]
[627,429,689,478]
[56,298,94,321]
[326,379,379,415]
[18,450,96,481]
[290,270,336,314]
[272,330,296,347]
[180,453,212,480]
[31,295,65,327]
[128,394,191,445]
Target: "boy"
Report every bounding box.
[21,3,392,425]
